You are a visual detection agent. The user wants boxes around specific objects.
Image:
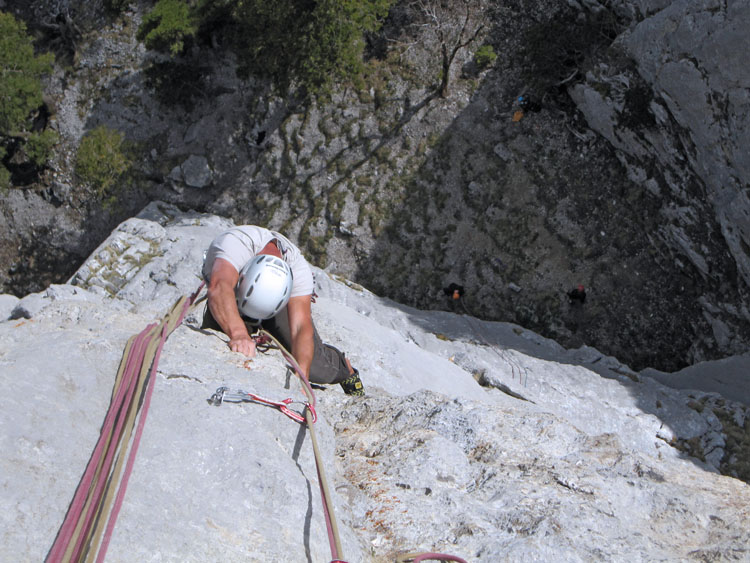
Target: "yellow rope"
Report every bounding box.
[49,289,202,563]
[257,329,345,561]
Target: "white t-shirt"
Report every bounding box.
[202,226,314,297]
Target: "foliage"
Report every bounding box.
[224,0,396,96]
[474,44,496,69]
[25,129,59,167]
[400,0,490,96]
[0,12,54,134]
[0,11,56,186]
[0,148,9,191]
[105,0,132,12]
[75,126,132,197]
[136,0,197,55]
[137,0,395,99]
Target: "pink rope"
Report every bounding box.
[69,326,153,562]
[48,283,203,563]
[313,443,338,562]
[47,323,156,563]
[97,297,190,561]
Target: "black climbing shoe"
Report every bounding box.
[340,369,365,396]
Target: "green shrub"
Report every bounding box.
[137,0,397,101]
[474,45,497,70]
[225,0,396,98]
[105,0,131,12]
[137,0,197,55]
[25,129,59,167]
[75,126,132,197]
[0,154,9,191]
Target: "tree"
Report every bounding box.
[223,0,396,97]
[137,0,396,100]
[0,11,56,187]
[402,0,489,97]
[136,0,197,55]
[0,13,54,134]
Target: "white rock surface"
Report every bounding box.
[0,293,19,320]
[643,353,750,408]
[2,202,749,561]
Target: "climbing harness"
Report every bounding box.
[46,284,205,563]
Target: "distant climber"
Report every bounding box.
[443,283,465,301]
[567,284,586,305]
[201,226,364,395]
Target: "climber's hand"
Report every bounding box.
[229,335,256,357]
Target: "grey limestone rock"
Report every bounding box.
[573,0,750,287]
[2,204,750,562]
[0,294,19,320]
[69,201,233,315]
[180,155,214,189]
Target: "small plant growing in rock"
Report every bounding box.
[474,44,497,70]
[75,126,132,198]
[137,0,197,55]
[0,154,10,192]
[24,129,59,168]
[105,0,132,13]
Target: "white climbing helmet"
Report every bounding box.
[235,254,293,321]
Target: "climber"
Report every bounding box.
[443,283,465,301]
[567,284,586,305]
[201,226,364,396]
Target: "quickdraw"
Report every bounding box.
[208,385,316,424]
[252,332,276,352]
